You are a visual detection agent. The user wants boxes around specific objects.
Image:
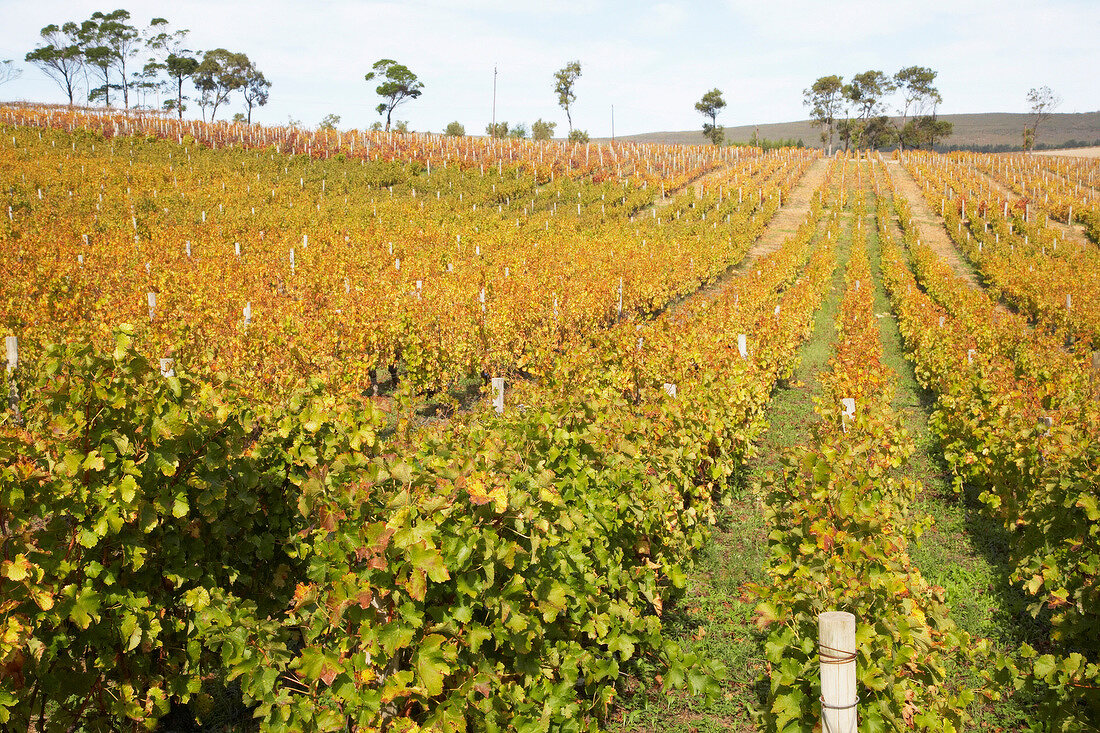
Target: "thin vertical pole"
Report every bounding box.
[491,65,497,133]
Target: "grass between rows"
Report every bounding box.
[613,204,853,732]
[616,172,1053,732]
[867,203,1050,730]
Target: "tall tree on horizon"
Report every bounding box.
[695,88,726,146]
[364,59,423,132]
[146,18,198,118]
[193,48,249,121]
[554,60,582,134]
[25,23,84,105]
[78,19,115,107]
[240,61,270,124]
[844,70,896,149]
[893,66,940,152]
[803,75,844,154]
[82,10,141,108]
[163,52,200,118]
[1023,85,1061,151]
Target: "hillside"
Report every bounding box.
[608,111,1100,150]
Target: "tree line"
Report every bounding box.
[5,21,1068,147]
[801,67,951,153]
[20,10,269,123]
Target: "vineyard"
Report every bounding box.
[1,106,1098,732]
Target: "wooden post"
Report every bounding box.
[159,358,175,378]
[491,377,504,414]
[147,292,156,321]
[738,334,747,359]
[5,336,20,424]
[840,398,855,433]
[819,611,857,733]
[662,383,677,398]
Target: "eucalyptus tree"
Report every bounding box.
[25,23,84,105]
[803,75,844,153]
[146,18,198,117]
[893,66,940,151]
[79,10,141,108]
[695,88,726,146]
[194,48,249,121]
[1024,85,1061,150]
[241,61,270,124]
[364,59,423,132]
[554,61,581,133]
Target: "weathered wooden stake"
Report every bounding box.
[819,611,857,733]
[5,336,20,424]
[5,336,16,372]
[491,377,504,414]
[840,398,856,433]
[738,334,747,359]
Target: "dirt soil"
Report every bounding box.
[1035,146,1100,158]
[663,157,829,320]
[884,160,979,287]
[741,157,829,264]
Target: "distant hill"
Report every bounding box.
[605,112,1100,150]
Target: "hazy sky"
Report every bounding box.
[1,0,1096,136]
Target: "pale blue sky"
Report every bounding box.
[1,0,1096,135]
